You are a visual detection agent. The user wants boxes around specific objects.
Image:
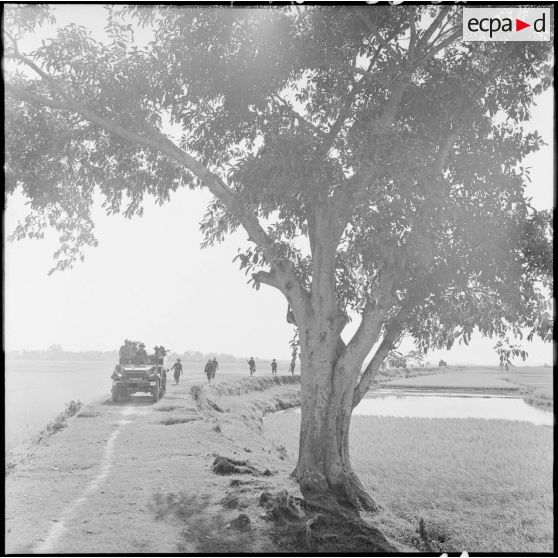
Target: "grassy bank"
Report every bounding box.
[520,385,553,409]
[6,400,83,476]
[374,365,446,384]
[265,412,553,552]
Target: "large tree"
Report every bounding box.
[5,5,553,515]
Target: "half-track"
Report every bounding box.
[111,354,167,402]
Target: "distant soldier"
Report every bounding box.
[212,358,218,380]
[247,357,256,376]
[271,359,277,376]
[137,343,147,356]
[205,359,214,383]
[171,358,183,385]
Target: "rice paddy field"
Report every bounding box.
[265,411,554,553]
[384,365,552,394]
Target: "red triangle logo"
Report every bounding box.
[516,18,530,31]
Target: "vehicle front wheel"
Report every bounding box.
[112,389,120,403]
[152,381,160,402]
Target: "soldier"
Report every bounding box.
[154,345,167,357]
[119,340,129,359]
[212,357,218,380]
[247,357,256,376]
[137,343,147,356]
[171,358,183,384]
[271,359,277,376]
[111,364,122,380]
[205,359,214,383]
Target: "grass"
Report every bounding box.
[384,370,516,390]
[375,365,453,384]
[264,413,553,553]
[34,399,82,442]
[6,400,83,476]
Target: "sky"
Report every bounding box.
[3,5,554,365]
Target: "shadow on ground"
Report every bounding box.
[149,491,259,553]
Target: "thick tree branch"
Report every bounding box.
[356,10,402,62]
[339,270,397,370]
[416,6,452,51]
[7,38,72,103]
[423,28,461,61]
[317,15,404,162]
[352,324,403,407]
[408,10,417,62]
[351,273,437,407]
[252,270,281,290]
[333,39,515,242]
[7,63,313,322]
[330,73,408,222]
[272,95,327,140]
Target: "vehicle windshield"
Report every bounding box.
[119,356,162,366]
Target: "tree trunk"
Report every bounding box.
[293,334,379,514]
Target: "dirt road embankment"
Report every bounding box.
[5,375,302,554]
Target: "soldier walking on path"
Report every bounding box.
[271,359,277,376]
[205,359,214,383]
[247,357,256,376]
[171,358,183,384]
[212,357,218,380]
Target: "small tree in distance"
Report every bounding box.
[4,5,553,526]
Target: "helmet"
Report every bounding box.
[177,358,181,362]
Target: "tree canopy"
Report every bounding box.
[5,5,552,360]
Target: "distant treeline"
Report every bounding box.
[5,345,253,363]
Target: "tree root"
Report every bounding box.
[292,465,382,514]
[418,517,438,552]
[304,513,321,549]
[259,490,396,552]
[344,468,382,513]
[212,456,273,477]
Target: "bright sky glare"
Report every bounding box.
[3,5,554,365]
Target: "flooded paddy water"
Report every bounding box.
[5,360,112,448]
[281,386,553,426]
[357,389,553,425]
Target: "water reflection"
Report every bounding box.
[355,392,553,425]
[289,392,553,426]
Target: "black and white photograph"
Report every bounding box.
[4,2,554,554]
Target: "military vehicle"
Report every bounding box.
[111,353,167,402]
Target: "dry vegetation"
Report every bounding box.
[265,412,554,552]
[6,400,82,476]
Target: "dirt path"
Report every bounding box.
[6,373,293,554]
